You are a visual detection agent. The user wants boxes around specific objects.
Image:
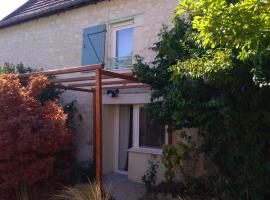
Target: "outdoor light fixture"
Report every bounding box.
[107,89,119,98]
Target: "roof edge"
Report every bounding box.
[0,0,104,29]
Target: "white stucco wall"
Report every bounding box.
[0,0,178,181]
[128,150,165,183]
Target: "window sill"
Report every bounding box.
[128,147,163,155]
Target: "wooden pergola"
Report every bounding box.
[19,64,150,185]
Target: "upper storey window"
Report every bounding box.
[116,27,134,58]
[81,20,135,70]
[110,23,134,70]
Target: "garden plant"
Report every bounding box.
[0,74,73,199]
[135,0,270,199]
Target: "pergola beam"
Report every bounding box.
[54,84,93,93]
[68,80,136,88]
[101,69,137,81]
[19,64,104,78]
[18,65,150,187]
[51,72,133,83]
[73,84,150,92]
[101,84,149,90]
[52,76,108,83]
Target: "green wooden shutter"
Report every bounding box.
[81,24,106,66]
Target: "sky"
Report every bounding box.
[0,0,28,20]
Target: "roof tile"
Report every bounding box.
[0,0,104,29]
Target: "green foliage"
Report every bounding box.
[176,0,270,81]
[133,0,270,199]
[173,48,233,81]
[64,100,78,129]
[0,62,35,74]
[36,84,61,103]
[142,156,159,191]
[163,132,196,183]
[140,176,234,200]
[134,18,202,128]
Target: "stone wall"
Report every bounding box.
[0,0,177,69]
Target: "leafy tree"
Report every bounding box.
[134,0,270,199]
[0,74,72,193]
[0,62,62,103]
[176,0,270,81]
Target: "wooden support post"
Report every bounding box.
[92,92,96,162]
[95,69,102,185]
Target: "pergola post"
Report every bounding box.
[18,64,147,187]
[92,92,96,162]
[95,68,102,185]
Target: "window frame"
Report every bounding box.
[110,22,134,69]
[132,105,165,150]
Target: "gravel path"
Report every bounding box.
[103,173,146,200]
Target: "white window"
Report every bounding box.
[110,24,134,69]
[133,105,165,149]
[116,28,134,58]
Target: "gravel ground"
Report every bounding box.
[103,173,146,200]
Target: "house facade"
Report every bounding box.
[0,0,178,183]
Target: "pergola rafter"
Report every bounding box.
[67,80,136,88]
[51,72,134,84]
[19,64,150,185]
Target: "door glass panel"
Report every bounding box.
[118,105,133,171]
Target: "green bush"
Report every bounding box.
[142,156,159,191]
[134,0,270,199]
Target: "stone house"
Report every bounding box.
[0,0,177,183]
